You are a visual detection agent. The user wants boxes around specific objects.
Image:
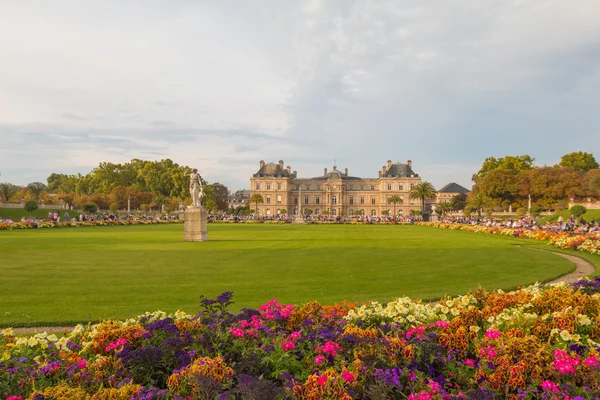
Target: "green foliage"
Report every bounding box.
[450,193,467,210]
[589,174,600,196]
[353,210,362,216]
[109,202,119,213]
[249,194,264,215]
[24,200,38,213]
[26,182,48,200]
[0,207,80,221]
[436,201,452,217]
[387,194,403,216]
[409,182,436,212]
[530,205,543,215]
[82,202,98,213]
[516,207,527,216]
[0,183,18,202]
[467,193,492,218]
[304,209,313,215]
[472,155,534,183]
[558,151,599,172]
[570,205,587,218]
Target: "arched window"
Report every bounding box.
[371,209,376,216]
[360,209,365,216]
[315,209,320,215]
[349,209,353,216]
[266,208,271,216]
[331,209,337,216]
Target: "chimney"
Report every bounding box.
[387,160,392,169]
[279,160,284,168]
[259,160,265,168]
[407,160,412,168]
[287,166,291,174]
[324,167,328,176]
[382,165,386,173]
[378,171,382,177]
[345,168,348,176]
[293,171,297,178]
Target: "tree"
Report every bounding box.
[381,210,390,216]
[27,182,48,200]
[386,195,403,217]
[304,209,313,215]
[212,183,229,212]
[472,155,534,183]
[475,169,519,207]
[467,193,492,218]
[588,174,600,197]
[280,208,287,214]
[569,205,586,218]
[0,182,18,202]
[436,201,452,217]
[450,193,467,211]
[24,200,38,214]
[321,209,331,216]
[409,182,437,213]
[249,193,264,216]
[82,202,98,213]
[558,152,599,172]
[353,210,362,216]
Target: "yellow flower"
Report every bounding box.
[1,328,14,336]
[559,330,572,341]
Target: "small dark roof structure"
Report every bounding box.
[382,162,418,178]
[438,182,471,193]
[253,162,292,177]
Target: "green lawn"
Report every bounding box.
[541,209,600,223]
[0,224,591,327]
[0,207,80,221]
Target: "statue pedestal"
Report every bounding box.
[184,206,208,242]
[292,215,306,224]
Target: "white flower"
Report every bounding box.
[559,330,572,341]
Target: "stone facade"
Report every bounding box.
[249,160,428,217]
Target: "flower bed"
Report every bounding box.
[418,222,600,256]
[2,281,600,399]
[0,219,183,231]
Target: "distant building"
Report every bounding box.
[228,189,250,209]
[250,159,429,217]
[436,182,471,203]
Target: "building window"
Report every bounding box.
[277,183,281,190]
[317,185,321,190]
[315,209,320,215]
[266,208,271,216]
[371,185,375,190]
[306,185,310,190]
[255,183,260,190]
[266,196,271,204]
[349,196,354,204]
[349,209,353,215]
[296,185,300,190]
[410,198,414,204]
[360,185,364,190]
[294,197,298,204]
[410,183,415,190]
[349,184,354,190]
[316,196,320,204]
[331,209,337,216]
[277,195,282,203]
[304,196,309,204]
[386,183,391,190]
[361,209,365,216]
[399,184,403,191]
[266,183,271,190]
[360,196,365,204]
[371,196,376,204]
[331,195,337,204]
[371,209,376,216]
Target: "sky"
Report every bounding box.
[1,0,599,192]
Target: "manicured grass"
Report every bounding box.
[0,224,580,327]
[541,209,600,223]
[0,207,80,221]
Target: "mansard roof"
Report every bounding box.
[253,162,292,178]
[382,163,418,177]
[438,182,471,193]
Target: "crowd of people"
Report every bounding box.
[439,214,599,234]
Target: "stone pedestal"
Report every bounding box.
[292,215,306,224]
[184,206,208,242]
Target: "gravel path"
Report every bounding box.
[10,251,596,335]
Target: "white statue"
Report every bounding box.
[186,168,206,207]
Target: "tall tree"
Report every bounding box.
[467,193,492,218]
[249,193,264,216]
[436,200,452,217]
[475,169,519,207]
[409,182,437,213]
[0,182,18,202]
[472,155,534,183]
[212,183,229,212]
[558,151,599,172]
[27,182,48,200]
[386,195,403,217]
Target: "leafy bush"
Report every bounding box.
[24,200,38,213]
[570,205,587,218]
[82,202,98,213]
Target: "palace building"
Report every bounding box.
[249,160,434,217]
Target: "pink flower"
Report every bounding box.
[6,396,23,400]
[290,331,301,340]
[230,327,245,338]
[428,380,441,391]
[77,359,87,369]
[484,329,501,339]
[281,339,295,351]
[314,355,326,365]
[584,356,599,367]
[541,380,560,393]
[341,371,355,383]
[317,374,328,386]
[464,358,475,367]
[434,320,449,328]
[318,341,342,357]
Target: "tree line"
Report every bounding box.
[0,159,229,213]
